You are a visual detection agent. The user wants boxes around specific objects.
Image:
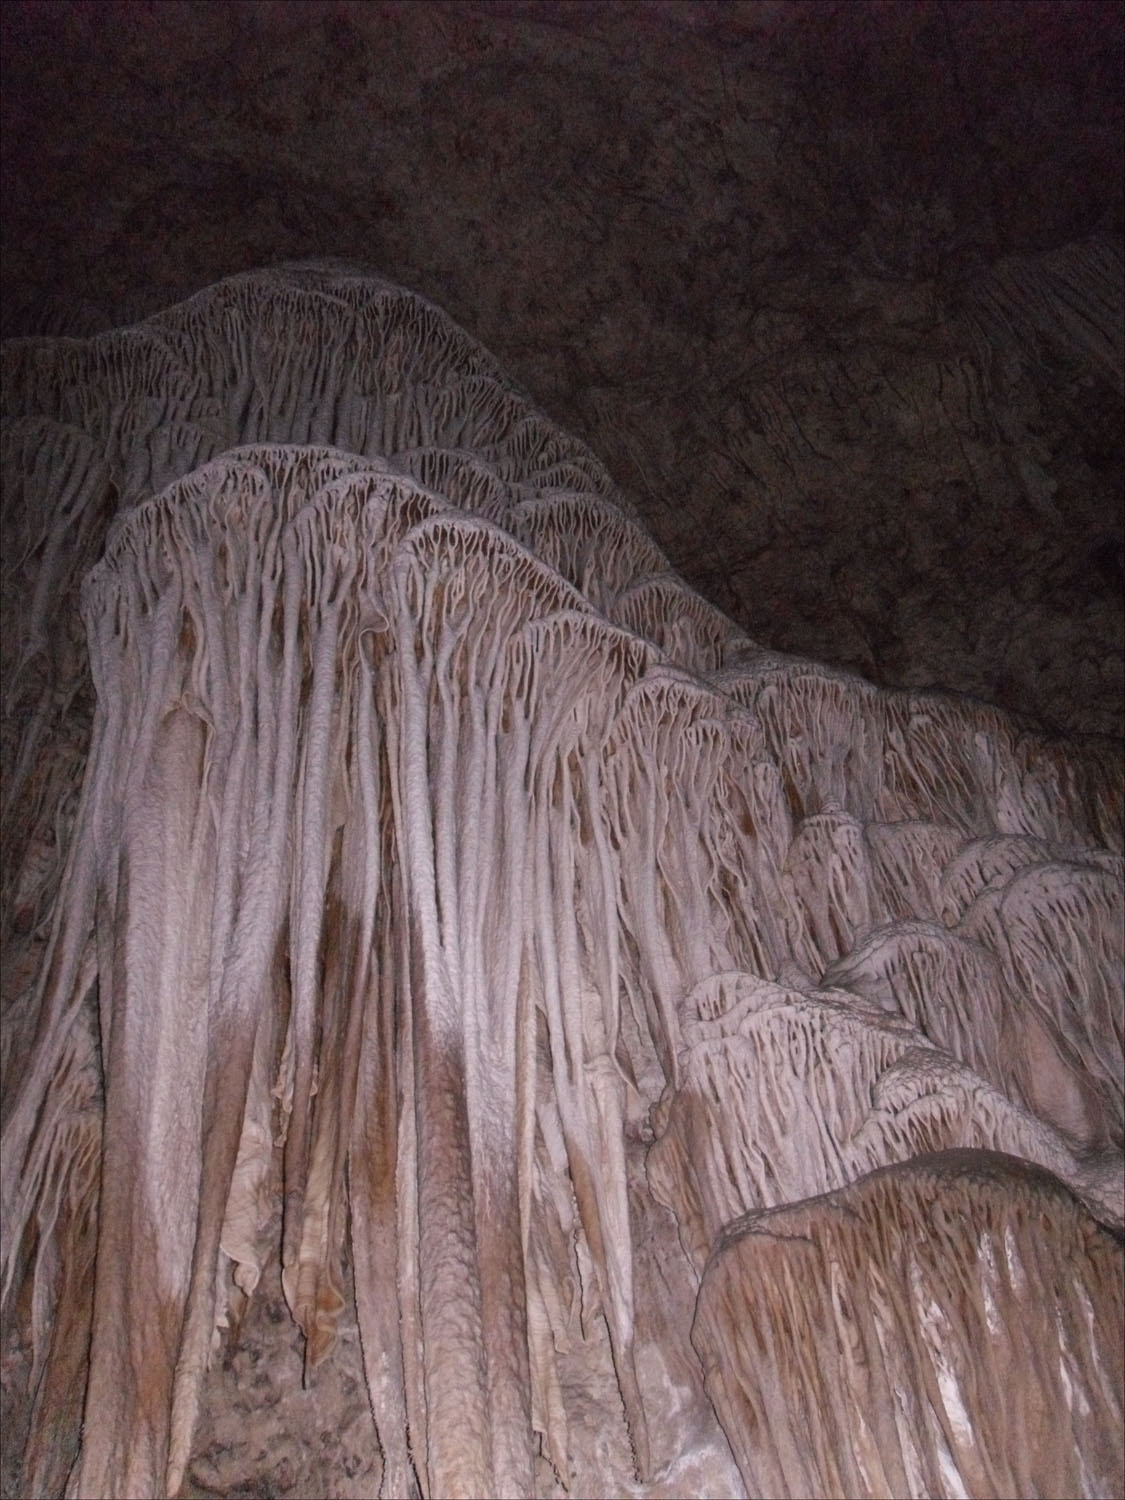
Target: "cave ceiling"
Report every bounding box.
[1,0,1123,736]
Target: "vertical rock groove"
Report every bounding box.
[1,264,1121,1498]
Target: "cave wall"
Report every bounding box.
[1,4,1123,1496]
[2,0,1122,735]
[1,259,1121,1500]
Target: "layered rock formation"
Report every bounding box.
[1,263,1121,1499]
[2,1,1122,737]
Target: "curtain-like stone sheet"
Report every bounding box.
[694,1152,1124,1500]
[1,265,1121,1499]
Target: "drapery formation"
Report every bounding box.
[1,265,1121,1500]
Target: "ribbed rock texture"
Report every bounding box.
[2,1,1122,739]
[0,265,1121,1499]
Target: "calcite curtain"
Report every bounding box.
[0,264,1121,1500]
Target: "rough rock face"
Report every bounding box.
[0,263,1121,1500]
[1,0,1121,735]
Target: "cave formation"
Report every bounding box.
[1,7,1122,1500]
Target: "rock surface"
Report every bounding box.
[0,6,1121,1498]
[2,0,1121,734]
[1,260,1120,1500]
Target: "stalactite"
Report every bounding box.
[646,971,1111,1272]
[864,819,965,923]
[509,493,667,615]
[1,265,1121,1499]
[693,1151,1124,1500]
[959,861,1124,1149]
[821,921,1016,1102]
[609,574,751,675]
[720,656,886,823]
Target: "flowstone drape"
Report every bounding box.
[1,264,1122,1500]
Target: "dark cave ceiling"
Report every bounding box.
[2,0,1123,736]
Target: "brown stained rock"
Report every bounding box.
[0,245,1120,1498]
[693,1150,1125,1500]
